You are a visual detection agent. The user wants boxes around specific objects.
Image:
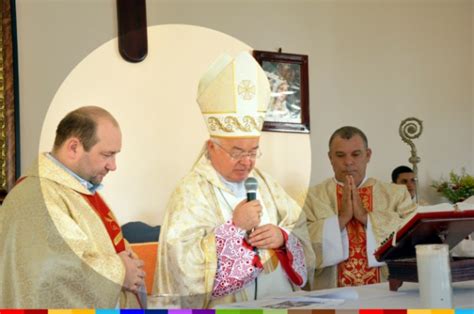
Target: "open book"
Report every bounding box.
[374,202,474,262]
[417,202,474,213]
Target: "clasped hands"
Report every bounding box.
[232,199,284,249]
[338,175,368,230]
[119,249,146,293]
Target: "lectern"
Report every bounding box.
[374,209,474,291]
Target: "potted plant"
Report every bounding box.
[432,169,474,203]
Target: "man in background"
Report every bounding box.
[0,106,145,308]
[391,165,416,200]
[303,126,415,289]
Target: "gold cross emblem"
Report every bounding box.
[237,80,256,100]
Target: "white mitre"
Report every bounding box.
[196,51,271,138]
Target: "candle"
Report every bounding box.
[415,244,453,308]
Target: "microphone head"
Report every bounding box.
[244,177,258,192]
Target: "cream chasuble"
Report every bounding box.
[303,177,415,289]
[0,154,140,308]
[154,154,315,308]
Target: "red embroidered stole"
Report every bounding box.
[83,192,147,308]
[336,185,381,287]
[82,193,126,253]
[18,169,143,307]
[18,175,127,255]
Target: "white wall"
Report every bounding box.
[38,25,312,225]
[16,0,474,222]
[299,0,473,203]
[16,0,118,171]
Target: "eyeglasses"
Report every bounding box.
[213,140,262,161]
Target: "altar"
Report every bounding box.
[221,280,474,309]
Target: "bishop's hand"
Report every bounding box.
[248,224,284,249]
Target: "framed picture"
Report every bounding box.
[0,0,18,203]
[253,50,310,133]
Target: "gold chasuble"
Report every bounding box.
[0,154,140,308]
[303,178,415,290]
[154,154,315,308]
[335,185,380,286]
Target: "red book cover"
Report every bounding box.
[374,208,474,261]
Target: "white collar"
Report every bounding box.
[217,173,246,198]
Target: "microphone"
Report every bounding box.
[244,177,259,245]
[244,177,258,201]
[244,177,260,301]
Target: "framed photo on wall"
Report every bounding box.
[253,50,310,133]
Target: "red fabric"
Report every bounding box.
[336,185,381,287]
[212,221,307,298]
[82,193,144,308]
[242,238,263,269]
[274,229,304,286]
[17,172,142,307]
[82,193,126,254]
[16,174,125,254]
[212,220,262,298]
[375,209,474,259]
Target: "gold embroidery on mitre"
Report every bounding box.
[237,80,256,100]
[207,115,264,133]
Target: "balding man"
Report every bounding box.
[0,106,145,308]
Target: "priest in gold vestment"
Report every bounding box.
[303,126,415,290]
[0,107,145,308]
[154,52,315,308]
